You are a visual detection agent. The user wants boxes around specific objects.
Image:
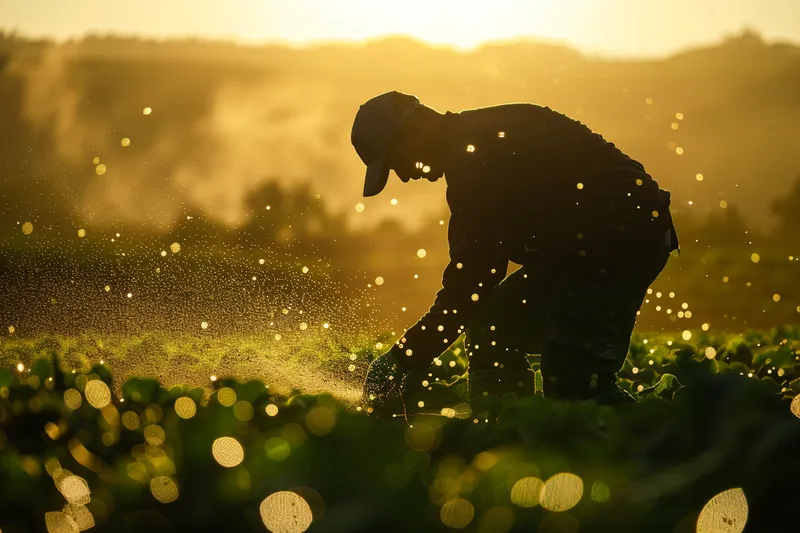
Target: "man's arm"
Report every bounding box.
[388,203,508,373]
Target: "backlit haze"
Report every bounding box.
[3,0,799,57]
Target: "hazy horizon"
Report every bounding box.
[3,0,800,59]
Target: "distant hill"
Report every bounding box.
[0,29,798,234]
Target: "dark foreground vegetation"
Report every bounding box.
[1,328,799,532]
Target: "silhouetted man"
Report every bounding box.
[350,91,679,417]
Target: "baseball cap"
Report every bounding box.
[351,91,422,197]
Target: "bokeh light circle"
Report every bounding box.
[63,389,82,410]
[212,437,244,468]
[144,425,166,446]
[174,397,197,419]
[259,491,313,533]
[59,475,91,505]
[440,498,474,529]
[45,511,79,533]
[217,387,237,407]
[84,380,111,409]
[121,411,140,430]
[511,476,544,508]
[62,503,95,530]
[150,476,179,503]
[305,407,336,436]
[697,488,748,533]
[790,395,800,418]
[540,473,583,512]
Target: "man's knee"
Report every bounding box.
[540,341,621,401]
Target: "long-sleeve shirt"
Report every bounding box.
[390,103,673,372]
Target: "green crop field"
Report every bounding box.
[1,328,799,533]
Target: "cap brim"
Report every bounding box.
[363,150,390,197]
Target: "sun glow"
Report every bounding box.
[244,0,594,51]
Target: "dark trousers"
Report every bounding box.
[465,240,671,405]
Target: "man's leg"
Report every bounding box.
[541,250,670,404]
[464,264,549,416]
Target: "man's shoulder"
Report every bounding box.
[456,102,548,121]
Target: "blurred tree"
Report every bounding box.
[771,173,800,241]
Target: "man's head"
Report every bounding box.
[351,91,446,197]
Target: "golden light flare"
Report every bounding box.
[416,248,427,258]
[77,229,86,238]
[540,473,583,512]
[697,488,748,533]
[170,242,181,253]
[259,491,314,533]
[22,222,33,235]
[95,164,107,176]
[143,107,152,115]
[266,403,279,417]
[212,437,244,468]
[121,137,131,147]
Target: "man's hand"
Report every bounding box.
[362,350,405,415]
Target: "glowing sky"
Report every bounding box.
[3,0,799,57]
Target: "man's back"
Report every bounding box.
[441,103,666,263]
